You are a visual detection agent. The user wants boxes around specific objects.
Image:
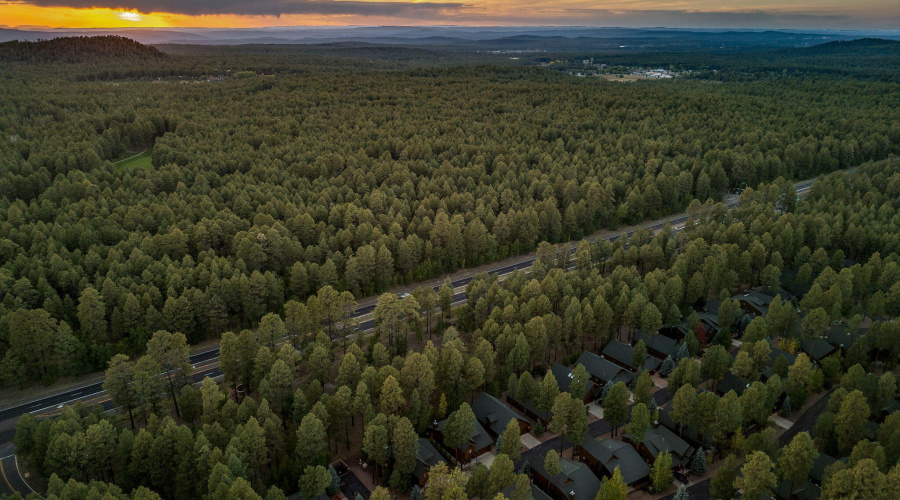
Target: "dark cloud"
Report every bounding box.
[15,0,466,17]
[449,7,899,30]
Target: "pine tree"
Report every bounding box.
[660,356,675,377]
[782,396,792,417]
[690,452,707,476]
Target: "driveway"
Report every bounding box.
[340,469,370,500]
[779,389,833,445]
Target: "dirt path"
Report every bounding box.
[112,150,148,165]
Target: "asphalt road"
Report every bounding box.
[0,173,829,496]
[0,454,35,498]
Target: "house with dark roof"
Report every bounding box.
[429,417,493,463]
[733,290,776,316]
[762,347,798,380]
[657,323,690,342]
[578,437,650,488]
[774,453,845,500]
[472,392,531,437]
[413,438,447,486]
[575,352,634,390]
[633,331,681,360]
[703,298,721,315]
[550,363,597,404]
[531,454,602,500]
[698,312,721,339]
[506,394,553,425]
[717,371,751,397]
[657,400,714,450]
[825,324,863,350]
[601,341,662,374]
[503,483,554,500]
[799,338,836,362]
[623,425,697,468]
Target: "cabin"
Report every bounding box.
[799,338,837,362]
[774,453,845,500]
[575,352,634,391]
[413,438,447,486]
[633,331,681,360]
[531,454,602,500]
[623,425,696,468]
[578,437,650,488]
[733,290,776,316]
[429,418,493,463]
[762,347,797,380]
[472,393,532,437]
[698,313,721,339]
[601,341,661,374]
[717,371,751,397]
[506,394,553,425]
[549,363,598,404]
[657,323,690,342]
[503,483,554,500]
[825,324,863,350]
[657,400,714,450]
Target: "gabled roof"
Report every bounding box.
[825,324,862,349]
[532,455,602,500]
[414,438,446,479]
[434,418,493,452]
[734,290,776,308]
[634,331,681,359]
[503,483,554,500]
[810,453,842,484]
[762,347,798,379]
[698,312,720,330]
[580,438,650,486]
[799,338,836,361]
[471,393,527,436]
[550,363,598,397]
[703,298,721,314]
[601,341,661,373]
[575,352,634,385]
[416,438,445,468]
[717,371,751,397]
[626,425,695,466]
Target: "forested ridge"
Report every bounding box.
[8,160,900,500]
[0,36,167,63]
[1,38,899,384]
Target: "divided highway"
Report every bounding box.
[0,176,820,425]
[0,174,824,496]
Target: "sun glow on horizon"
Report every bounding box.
[115,11,144,22]
[2,1,898,30]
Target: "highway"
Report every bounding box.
[0,174,823,496]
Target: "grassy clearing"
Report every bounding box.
[116,150,152,170]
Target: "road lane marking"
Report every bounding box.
[14,456,36,494]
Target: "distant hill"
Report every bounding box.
[0,35,166,63]
[801,37,900,54]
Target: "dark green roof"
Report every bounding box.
[580,438,650,486]
[472,393,527,436]
[575,352,634,385]
[626,425,696,467]
[435,418,493,452]
[634,331,681,359]
[532,455,601,500]
[799,338,836,360]
[601,341,661,372]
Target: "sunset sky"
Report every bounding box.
[3,0,899,29]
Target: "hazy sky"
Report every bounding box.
[3,0,899,29]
